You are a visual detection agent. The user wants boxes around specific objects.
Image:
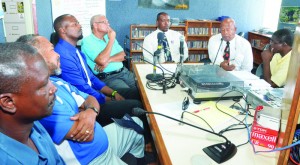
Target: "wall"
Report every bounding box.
[107,0,267,45]
[0,0,272,43]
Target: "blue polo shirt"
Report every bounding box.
[39,76,109,165]
[81,33,124,74]
[55,39,107,104]
[0,121,65,165]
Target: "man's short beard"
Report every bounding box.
[78,34,83,40]
[54,68,62,75]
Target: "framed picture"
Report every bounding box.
[138,0,189,10]
[279,6,300,24]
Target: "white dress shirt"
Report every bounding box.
[143,29,188,63]
[208,33,253,72]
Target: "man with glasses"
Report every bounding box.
[261,28,294,88]
[81,14,137,91]
[53,14,145,126]
[143,12,188,63]
[208,18,253,72]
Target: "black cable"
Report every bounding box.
[212,88,255,147]
[180,111,215,132]
[146,73,176,91]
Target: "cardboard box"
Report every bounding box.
[250,106,281,149]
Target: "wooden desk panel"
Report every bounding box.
[133,64,172,165]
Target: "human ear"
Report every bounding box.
[0,94,16,114]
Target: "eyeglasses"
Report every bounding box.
[182,97,189,111]
[94,20,109,24]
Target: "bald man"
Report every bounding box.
[208,18,253,72]
[0,42,64,164]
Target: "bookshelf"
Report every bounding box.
[247,32,272,65]
[185,20,221,62]
[129,21,221,66]
[129,24,186,65]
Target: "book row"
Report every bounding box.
[187,41,208,48]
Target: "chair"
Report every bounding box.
[238,32,245,38]
[255,63,264,78]
[51,32,81,50]
[200,58,211,65]
[50,32,59,46]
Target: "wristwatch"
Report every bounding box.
[111,90,117,101]
[87,106,99,116]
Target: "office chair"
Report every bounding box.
[51,32,81,50]
[200,58,211,65]
[255,63,264,78]
[50,32,59,46]
[238,32,245,38]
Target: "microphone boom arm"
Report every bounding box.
[132,108,237,164]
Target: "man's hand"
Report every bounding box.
[107,27,116,41]
[69,109,97,142]
[114,92,125,101]
[94,62,109,72]
[220,61,235,71]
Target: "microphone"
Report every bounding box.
[174,36,185,84]
[145,32,164,82]
[132,107,237,164]
[212,38,223,65]
[124,56,167,94]
[179,36,184,65]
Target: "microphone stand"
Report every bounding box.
[133,108,237,164]
[125,55,167,94]
[125,35,170,94]
[143,57,166,94]
[146,49,163,82]
[174,62,182,84]
[212,38,223,65]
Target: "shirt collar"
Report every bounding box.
[58,38,78,53]
[0,121,47,164]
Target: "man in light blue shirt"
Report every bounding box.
[81,14,137,90]
[0,42,65,165]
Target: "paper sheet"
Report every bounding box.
[183,101,239,129]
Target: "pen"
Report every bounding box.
[193,107,210,113]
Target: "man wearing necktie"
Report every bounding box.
[223,41,230,63]
[143,12,189,63]
[162,33,172,62]
[208,18,253,72]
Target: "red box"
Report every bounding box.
[250,106,280,149]
[250,137,276,149]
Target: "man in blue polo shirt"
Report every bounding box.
[0,42,65,165]
[17,34,145,164]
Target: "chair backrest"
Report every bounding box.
[200,58,211,65]
[50,32,59,46]
[238,32,245,38]
[255,63,264,78]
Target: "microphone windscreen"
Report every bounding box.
[157,32,165,40]
[132,107,146,116]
